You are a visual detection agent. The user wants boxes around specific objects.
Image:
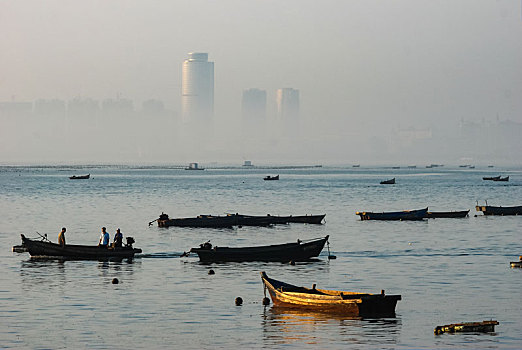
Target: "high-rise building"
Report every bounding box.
[181,52,214,124]
[276,88,299,121]
[242,88,266,122]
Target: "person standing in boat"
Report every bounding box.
[113,228,123,248]
[98,227,110,247]
[58,227,66,247]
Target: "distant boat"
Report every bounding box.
[434,320,499,335]
[185,163,204,170]
[380,178,395,185]
[459,165,471,168]
[392,166,400,169]
[260,272,401,317]
[511,256,522,268]
[469,165,475,169]
[407,165,416,169]
[264,175,279,181]
[488,165,494,168]
[426,210,469,218]
[69,174,90,180]
[352,164,360,168]
[188,236,329,263]
[493,176,509,182]
[356,208,428,221]
[483,175,501,181]
[476,204,522,216]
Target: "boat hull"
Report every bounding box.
[476,205,522,216]
[21,235,141,259]
[356,208,428,221]
[426,210,469,218]
[261,272,401,317]
[191,236,328,263]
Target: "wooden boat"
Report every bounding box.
[493,176,509,182]
[356,208,428,221]
[20,234,141,259]
[69,174,90,180]
[425,210,469,218]
[483,175,501,181]
[155,213,325,228]
[434,320,499,335]
[475,205,522,216]
[260,272,401,317]
[12,244,28,253]
[264,175,279,181]
[380,178,395,185]
[189,236,329,262]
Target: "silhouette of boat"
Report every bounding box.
[380,178,395,184]
[69,174,90,179]
[426,210,469,218]
[356,208,427,221]
[264,175,279,181]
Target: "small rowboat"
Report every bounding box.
[264,175,279,181]
[476,205,522,216]
[189,236,329,263]
[425,210,469,218]
[434,320,499,335]
[510,256,522,268]
[20,234,141,260]
[380,178,395,185]
[356,208,427,221]
[493,176,509,182]
[261,272,401,317]
[69,174,90,180]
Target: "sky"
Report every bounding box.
[0,0,521,165]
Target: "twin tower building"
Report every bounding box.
[181,52,299,129]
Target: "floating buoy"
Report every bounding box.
[262,297,270,305]
[235,297,243,306]
[112,278,119,284]
[208,269,215,275]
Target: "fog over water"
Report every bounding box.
[0,1,521,165]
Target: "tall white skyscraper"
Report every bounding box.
[276,88,299,121]
[181,52,214,124]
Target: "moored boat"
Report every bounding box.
[20,234,141,260]
[434,320,499,335]
[264,175,279,181]
[189,236,329,262]
[493,176,509,182]
[510,256,522,268]
[425,210,469,218]
[69,174,90,180]
[483,175,501,181]
[356,208,427,221]
[380,178,395,185]
[260,272,401,317]
[475,205,522,216]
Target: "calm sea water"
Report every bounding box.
[1,165,521,349]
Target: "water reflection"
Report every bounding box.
[261,306,401,346]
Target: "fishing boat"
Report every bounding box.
[425,210,469,218]
[69,174,90,180]
[380,178,395,185]
[475,204,522,216]
[356,208,428,221]
[154,213,325,228]
[189,236,329,263]
[510,256,522,268]
[493,176,509,182]
[434,320,499,335]
[185,163,204,170]
[260,272,401,317]
[264,175,279,181]
[483,175,501,181]
[20,234,141,259]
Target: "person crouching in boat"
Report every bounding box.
[58,227,66,247]
[113,228,123,248]
[98,227,110,247]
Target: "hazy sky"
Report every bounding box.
[1,0,521,164]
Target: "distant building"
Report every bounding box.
[142,99,165,114]
[243,160,253,167]
[242,88,266,122]
[181,52,214,123]
[276,88,299,121]
[101,98,134,117]
[67,98,99,117]
[33,99,66,117]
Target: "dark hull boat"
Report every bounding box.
[260,272,401,317]
[426,210,469,218]
[190,236,329,263]
[69,174,90,180]
[493,176,509,182]
[156,213,325,228]
[434,320,499,335]
[20,234,141,259]
[476,205,522,216]
[264,175,279,181]
[380,178,395,185]
[483,176,500,181]
[356,208,428,221]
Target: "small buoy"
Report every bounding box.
[112,278,119,284]
[235,297,243,306]
[289,261,295,265]
[208,269,215,275]
[262,297,270,305]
